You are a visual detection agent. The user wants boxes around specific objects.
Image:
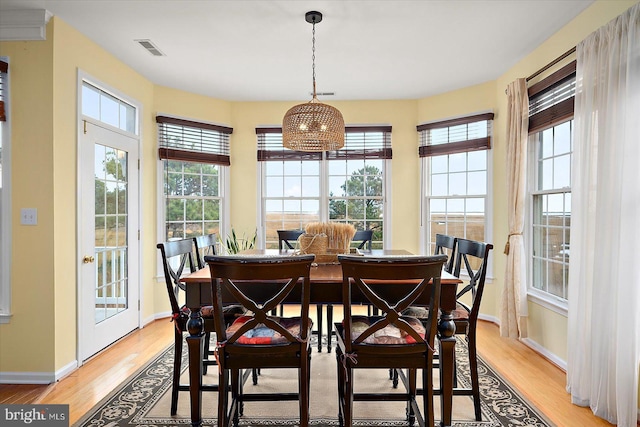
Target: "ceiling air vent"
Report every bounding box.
[135,39,165,56]
[311,92,335,96]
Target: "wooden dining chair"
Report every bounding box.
[434,233,457,274]
[334,254,448,427]
[324,229,376,353]
[399,238,492,421]
[205,254,315,427]
[157,239,220,415]
[447,238,493,421]
[352,229,373,251]
[277,229,305,250]
[193,233,218,269]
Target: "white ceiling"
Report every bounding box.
[0,0,594,101]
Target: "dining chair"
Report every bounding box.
[399,237,492,421]
[193,233,218,269]
[277,228,331,354]
[334,254,448,427]
[434,233,457,274]
[277,229,305,250]
[205,254,315,427]
[324,228,376,353]
[156,239,222,415]
[352,229,373,251]
[447,238,493,421]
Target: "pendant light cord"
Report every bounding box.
[312,20,316,98]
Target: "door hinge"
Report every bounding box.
[138,300,141,310]
[138,230,140,240]
[83,120,87,134]
[137,159,140,169]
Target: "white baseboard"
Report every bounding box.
[0,359,78,385]
[519,337,567,371]
[142,310,171,327]
[478,313,568,371]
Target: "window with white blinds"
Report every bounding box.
[156,115,231,242]
[527,60,575,307]
[157,115,231,165]
[528,61,576,134]
[256,126,391,249]
[418,113,493,254]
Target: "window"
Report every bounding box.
[0,58,10,323]
[419,113,493,255]
[527,61,575,305]
[157,116,231,241]
[258,126,391,249]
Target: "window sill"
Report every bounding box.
[0,313,12,324]
[527,289,568,317]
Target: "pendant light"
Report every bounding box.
[282,11,344,151]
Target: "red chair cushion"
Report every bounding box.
[226,315,313,345]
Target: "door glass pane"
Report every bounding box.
[95,144,128,324]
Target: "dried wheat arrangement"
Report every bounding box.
[304,222,356,254]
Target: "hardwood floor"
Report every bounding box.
[0,315,625,426]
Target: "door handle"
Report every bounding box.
[83,255,95,263]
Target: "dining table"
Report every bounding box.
[180,249,462,427]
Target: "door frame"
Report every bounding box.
[76,70,143,366]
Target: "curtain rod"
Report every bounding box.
[505,46,576,94]
[526,46,576,82]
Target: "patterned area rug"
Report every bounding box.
[73,336,554,427]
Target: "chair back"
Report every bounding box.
[352,229,373,251]
[453,238,493,321]
[277,229,305,250]
[434,233,457,273]
[157,239,198,316]
[337,254,448,355]
[193,233,218,269]
[205,254,315,346]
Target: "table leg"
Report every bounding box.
[316,304,323,352]
[186,308,205,427]
[437,311,456,427]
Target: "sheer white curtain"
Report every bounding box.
[500,78,529,339]
[567,3,640,426]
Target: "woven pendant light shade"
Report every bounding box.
[283,96,345,151]
[283,11,345,152]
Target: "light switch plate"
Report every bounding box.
[20,208,37,225]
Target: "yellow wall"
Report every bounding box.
[0,21,56,373]
[0,4,637,402]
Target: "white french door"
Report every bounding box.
[79,120,140,361]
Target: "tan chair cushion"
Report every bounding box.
[348,315,426,345]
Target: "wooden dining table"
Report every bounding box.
[180,249,462,427]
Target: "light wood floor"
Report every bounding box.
[0,312,624,427]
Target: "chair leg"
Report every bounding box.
[299,350,310,427]
[343,363,353,427]
[467,332,482,421]
[231,368,241,426]
[171,331,182,416]
[203,332,210,375]
[326,305,333,353]
[407,368,417,425]
[423,359,435,427]
[316,304,323,352]
[336,349,345,427]
[218,364,229,427]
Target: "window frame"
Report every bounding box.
[156,115,231,276]
[525,60,576,315]
[0,57,11,324]
[257,126,391,250]
[418,112,494,278]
